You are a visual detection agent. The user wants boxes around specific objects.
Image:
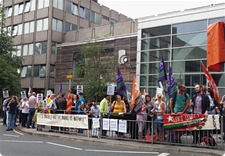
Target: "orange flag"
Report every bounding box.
[130,75,141,109]
[207,21,225,72]
[66,89,72,114]
[201,62,221,103]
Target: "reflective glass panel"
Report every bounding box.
[57,20,62,32]
[44,0,49,7]
[17,45,21,56]
[52,18,57,31]
[24,2,30,13]
[30,0,36,11]
[85,8,90,20]
[36,19,43,31]
[28,44,33,55]
[35,42,41,54]
[21,66,27,77]
[209,17,225,25]
[19,4,24,14]
[13,25,18,36]
[172,32,206,47]
[7,7,12,17]
[51,42,56,54]
[14,4,19,16]
[140,75,158,87]
[141,36,170,50]
[30,21,34,33]
[42,42,47,54]
[172,46,206,60]
[50,65,55,78]
[72,24,77,30]
[65,22,70,32]
[34,65,39,77]
[142,25,171,38]
[38,0,44,9]
[80,7,85,18]
[184,74,206,87]
[72,3,78,15]
[18,24,23,35]
[58,0,63,10]
[24,22,29,34]
[43,18,48,30]
[141,49,170,62]
[172,20,207,34]
[95,12,100,24]
[91,11,95,23]
[26,66,32,77]
[39,65,46,77]
[53,0,57,8]
[140,62,169,75]
[66,0,71,13]
[23,44,28,56]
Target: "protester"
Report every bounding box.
[6,96,19,131]
[191,84,210,144]
[75,92,86,133]
[27,92,37,129]
[2,97,10,126]
[99,94,110,136]
[152,94,165,142]
[71,94,78,114]
[21,97,29,127]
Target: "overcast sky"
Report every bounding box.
[98,0,224,19]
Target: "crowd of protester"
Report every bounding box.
[1,84,225,145]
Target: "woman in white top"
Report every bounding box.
[152,94,165,142]
[21,98,29,127]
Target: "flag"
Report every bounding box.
[28,87,31,97]
[130,75,142,113]
[158,54,167,82]
[207,21,225,72]
[116,67,127,98]
[201,62,221,103]
[66,89,72,114]
[58,82,62,93]
[44,97,52,114]
[167,65,178,98]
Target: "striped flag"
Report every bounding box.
[66,89,72,114]
[130,75,142,113]
[158,54,167,82]
[116,67,127,98]
[167,65,177,98]
[201,62,221,103]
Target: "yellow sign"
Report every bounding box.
[67,75,73,79]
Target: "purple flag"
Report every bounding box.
[167,65,177,98]
[158,54,167,82]
[58,82,62,93]
[116,67,127,98]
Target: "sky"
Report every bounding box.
[98,0,224,19]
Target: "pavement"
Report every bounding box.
[15,126,224,156]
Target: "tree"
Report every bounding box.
[0,6,22,98]
[72,40,115,102]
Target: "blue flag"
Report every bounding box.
[158,54,167,82]
[167,65,177,98]
[116,67,127,98]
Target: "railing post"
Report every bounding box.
[151,116,154,144]
[221,115,224,149]
[99,118,102,138]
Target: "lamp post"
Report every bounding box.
[67,74,73,90]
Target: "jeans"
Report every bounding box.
[7,113,15,130]
[21,113,28,127]
[27,108,35,128]
[3,110,7,125]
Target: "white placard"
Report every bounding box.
[91,128,98,136]
[110,119,118,131]
[156,87,163,95]
[21,91,27,100]
[92,118,100,129]
[37,93,43,103]
[118,120,127,133]
[107,86,114,95]
[102,118,110,130]
[47,90,52,97]
[37,114,88,129]
[77,85,83,94]
[3,90,9,98]
[202,115,220,130]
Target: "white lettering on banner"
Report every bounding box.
[102,118,109,130]
[37,113,88,129]
[110,119,118,131]
[92,118,100,129]
[118,120,127,133]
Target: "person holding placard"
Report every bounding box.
[21,98,29,127]
[99,94,110,136]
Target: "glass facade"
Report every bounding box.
[139,17,225,98]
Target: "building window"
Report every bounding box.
[71,3,78,16]
[38,0,49,9]
[18,24,23,35]
[91,11,100,24]
[80,6,85,18]
[24,21,34,34]
[14,4,19,16]
[34,65,46,77]
[142,25,171,38]
[35,41,47,54]
[110,19,116,25]
[24,0,36,13]
[13,45,22,56]
[18,3,24,15]
[21,66,32,78]
[64,22,77,33]
[52,18,62,32]
[36,18,48,31]
[50,65,55,78]
[51,42,57,54]
[7,7,12,17]
[12,24,23,36]
[23,43,34,56]
[102,15,109,21]
[53,0,63,10]
[66,0,72,13]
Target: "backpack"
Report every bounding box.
[201,135,216,146]
[172,93,191,114]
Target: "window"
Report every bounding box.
[18,3,24,14]
[30,0,36,11]
[52,18,62,32]
[21,66,32,77]
[102,15,109,21]
[142,25,171,38]
[66,0,72,13]
[12,25,18,36]
[35,41,47,54]
[34,65,46,77]
[84,8,90,20]
[110,19,116,25]
[71,3,78,15]
[38,0,49,9]
[64,22,77,33]
[25,22,34,34]
[18,24,23,35]
[51,42,57,54]
[36,18,48,31]
[14,4,19,16]
[24,1,31,13]
[13,45,22,56]
[53,0,63,10]
[141,36,171,50]
[23,43,33,56]
[80,7,85,18]
[91,11,100,23]
[24,0,36,13]
[50,65,55,78]
[7,7,12,17]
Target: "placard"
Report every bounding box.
[77,85,83,94]
[102,118,110,130]
[107,86,114,95]
[3,90,9,98]
[110,119,118,131]
[37,93,43,103]
[21,91,27,100]
[156,87,163,95]
[92,118,100,129]
[118,120,127,133]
